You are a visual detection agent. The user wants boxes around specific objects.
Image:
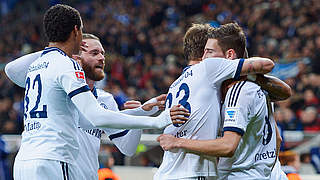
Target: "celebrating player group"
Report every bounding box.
[5,4,291,180]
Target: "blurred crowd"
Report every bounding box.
[0,0,319,139]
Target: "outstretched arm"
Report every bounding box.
[75,92,189,129]
[251,74,292,101]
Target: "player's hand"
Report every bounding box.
[157,134,178,151]
[80,41,89,52]
[124,100,142,109]
[170,104,190,125]
[142,94,166,111]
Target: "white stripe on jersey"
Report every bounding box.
[218,81,277,180]
[155,58,242,179]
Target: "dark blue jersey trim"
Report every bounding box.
[109,130,129,140]
[234,58,244,80]
[182,65,192,74]
[224,127,244,136]
[229,82,242,107]
[91,87,98,99]
[233,81,247,107]
[41,47,67,57]
[68,85,90,99]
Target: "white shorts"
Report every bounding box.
[14,159,79,180]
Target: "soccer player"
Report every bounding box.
[71,33,166,179]
[5,4,188,180]
[6,32,167,179]
[157,23,290,179]
[153,22,275,179]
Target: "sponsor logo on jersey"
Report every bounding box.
[224,107,239,122]
[24,121,41,132]
[85,129,103,139]
[255,148,276,161]
[75,71,85,79]
[174,130,187,138]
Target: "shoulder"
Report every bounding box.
[44,51,81,71]
[96,89,113,98]
[228,81,260,94]
[225,81,261,105]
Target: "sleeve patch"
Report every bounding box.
[224,107,239,123]
[75,71,85,79]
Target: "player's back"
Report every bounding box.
[16,47,88,164]
[218,81,277,180]
[155,58,242,179]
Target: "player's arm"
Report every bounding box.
[121,94,166,116]
[104,95,165,156]
[157,132,241,157]
[251,74,292,101]
[275,122,282,158]
[73,92,189,129]
[271,121,282,170]
[205,57,274,86]
[158,82,252,157]
[240,57,275,76]
[104,128,141,156]
[4,51,42,87]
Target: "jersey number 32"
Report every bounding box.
[24,74,48,119]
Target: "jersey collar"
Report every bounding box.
[182,65,192,74]
[41,47,67,57]
[91,86,98,99]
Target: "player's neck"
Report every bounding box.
[48,42,74,57]
[188,58,202,65]
[86,78,95,90]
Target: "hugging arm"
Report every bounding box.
[5,51,42,87]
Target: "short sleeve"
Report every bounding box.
[223,81,254,136]
[56,58,90,98]
[204,58,244,87]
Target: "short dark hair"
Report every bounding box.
[43,4,82,42]
[183,24,214,62]
[209,23,246,58]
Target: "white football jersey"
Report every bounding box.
[218,81,277,180]
[155,58,243,179]
[15,47,89,164]
[76,88,120,180]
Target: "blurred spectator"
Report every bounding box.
[279,151,302,180]
[298,106,320,132]
[0,0,319,177]
[98,146,120,180]
[0,0,319,137]
[300,153,317,174]
[0,135,10,180]
[275,108,302,131]
[140,154,156,167]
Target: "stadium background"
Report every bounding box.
[0,0,319,179]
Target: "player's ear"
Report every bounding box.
[225,49,237,60]
[73,25,79,37]
[72,55,83,65]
